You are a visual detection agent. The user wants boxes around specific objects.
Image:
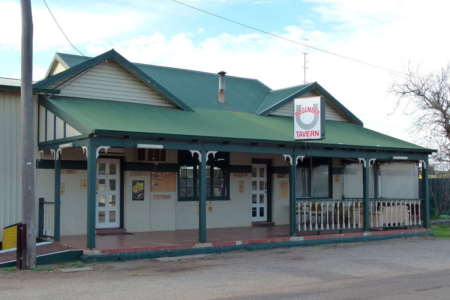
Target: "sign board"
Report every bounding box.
[233,173,248,177]
[153,195,171,200]
[279,181,288,199]
[294,96,325,140]
[61,169,77,175]
[150,172,176,192]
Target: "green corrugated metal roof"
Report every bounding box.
[44,96,428,151]
[54,52,272,113]
[256,83,314,114]
[56,53,90,68]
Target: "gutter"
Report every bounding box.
[0,84,61,94]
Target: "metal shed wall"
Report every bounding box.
[0,91,39,242]
[0,91,22,241]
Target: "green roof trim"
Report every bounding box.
[0,84,60,94]
[256,82,363,126]
[42,96,432,153]
[34,50,194,112]
[255,83,314,115]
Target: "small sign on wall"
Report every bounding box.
[239,181,244,193]
[334,174,340,183]
[61,169,77,175]
[153,195,171,200]
[60,183,65,195]
[132,180,144,201]
[197,201,213,214]
[80,179,87,187]
[277,174,286,178]
[233,173,248,177]
[130,171,149,176]
[279,181,288,199]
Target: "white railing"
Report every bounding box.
[368,199,422,228]
[295,199,423,233]
[296,200,364,232]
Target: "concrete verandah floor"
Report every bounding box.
[58,225,429,254]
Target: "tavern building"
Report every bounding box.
[0,50,433,254]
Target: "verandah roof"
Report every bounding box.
[42,96,430,152]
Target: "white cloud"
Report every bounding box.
[1,64,48,82]
[83,0,449,145]
[3,0,448,146]
[0,1,146,51]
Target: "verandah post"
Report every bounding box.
[54,151,61,242]
[87,140,97,249]
[289,149,296,236]
[363,159,370,231]
[423,160,430,228]
[199,149,207,243]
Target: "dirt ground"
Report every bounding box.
[1,236,450,300]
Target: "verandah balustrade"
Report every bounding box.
[295,199,424,233]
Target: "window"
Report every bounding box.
[138,149,167,162]
[296,157,331,198]
[178,151,230,201]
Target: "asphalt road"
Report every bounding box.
[1,236,450,300]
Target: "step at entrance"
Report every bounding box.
[96,228,128,236]
[252,222,275,227]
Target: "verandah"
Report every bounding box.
[38,135,431,249]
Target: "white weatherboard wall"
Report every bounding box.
[40,149,347,236]
[48,61,176,108]
[270,91,349,122]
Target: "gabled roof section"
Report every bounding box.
[35,49,194,112]
[50,52,272,113]
[256,82,363,126]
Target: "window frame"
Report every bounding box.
[177,151,230,201]
[137,149,167,162]
[295,157,332,200]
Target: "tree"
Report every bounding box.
[389,63,450,165]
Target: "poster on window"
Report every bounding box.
[279,181,288,199]
[294,96,325,140]
[132,180,144,201]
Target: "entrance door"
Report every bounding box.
[252,164,267,222]
[96,159,120,228]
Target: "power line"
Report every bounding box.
[42,0,85,56]
[171,0,409,77]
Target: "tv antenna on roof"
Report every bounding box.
[303,38,308,84]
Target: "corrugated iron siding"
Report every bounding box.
[0,91,21,240]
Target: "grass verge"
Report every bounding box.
[430,225,450,238]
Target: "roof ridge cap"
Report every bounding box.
[134,62,260,81]
[269,82,315,93]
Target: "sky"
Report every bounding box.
[0,0,449,147]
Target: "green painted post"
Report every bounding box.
[363,159,370,231]
[289,151,296,236]
[54,152,61,242]
[199,150,207,243]
[87,142,97,249]
[424,160,430,228]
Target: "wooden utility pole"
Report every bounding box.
[20,0,36,269]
